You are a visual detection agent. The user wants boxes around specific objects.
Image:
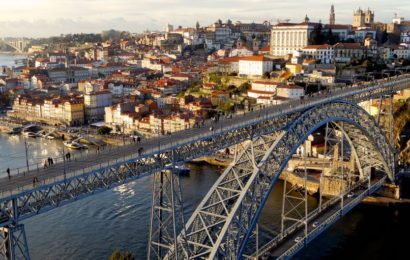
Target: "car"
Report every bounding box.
[312,221,319,228]
[347,192,355,198]
[294,236,303,243]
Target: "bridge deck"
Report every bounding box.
[0,75,409,199]
[257,176,385,259]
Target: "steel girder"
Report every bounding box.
[171,101,394,259]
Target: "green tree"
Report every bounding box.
[238,82,251,93]
[309,22,325,45]
[97,126,112,135]
[109,249,135,260]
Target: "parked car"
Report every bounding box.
[294,236,303,243]
[312,221,319,228]
[347,192,355,198]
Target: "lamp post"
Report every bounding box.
[24,140,30,174]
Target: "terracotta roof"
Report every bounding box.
[303,44,333,50]
[239,55,272,62]
[218,56,241,64]
[333,42,362,49]
[248,89,276,94]
[253,81,279,85]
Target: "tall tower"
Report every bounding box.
[353,8,365,27]
[364,8,374,26]
[329,4,335,25]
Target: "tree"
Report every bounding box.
[97,126,112,135]
[309,22,325,45]
[109,249,135,260]
[238,82,251,93]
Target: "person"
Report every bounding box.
[210,126,214,131]
[132,136,136,143]
[97,146,100,154]
[44,159,48,169]
[6,168,10,180]
[33,177,36,187]
[137,136,141,144]
[47,157,52,166]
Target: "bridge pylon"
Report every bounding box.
[147,152,186,259]
[0,224,30,260]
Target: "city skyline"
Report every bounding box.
[0,0,408,38]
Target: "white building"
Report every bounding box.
[276,85,305,99]
[302,44,334,64]
[401,31,410,44]
[238,56,273,77]
[270,22,316,57]
[84,91,112,123]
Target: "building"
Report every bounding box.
[276,85,305,99]
[238,56,273,76]
[84,91,112,123]
[333,42,364,63]
[270,21,316,57]
[302,44,334,64]
[353,8,374,28]
[247,81,278,99]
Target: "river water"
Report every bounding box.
[0,53,409,259]
[0,53,26,67]
[0,134,408,259]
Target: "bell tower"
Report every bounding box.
[329,4,335,25]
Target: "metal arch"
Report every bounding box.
[171,101,394,259]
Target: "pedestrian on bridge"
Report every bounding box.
[43,159,48,169]
[6,168,10,180]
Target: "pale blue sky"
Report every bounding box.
[0,0,408,37]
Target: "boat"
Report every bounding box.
[175,165,190,176]
[23,131,38,138]
[64,141,86,149]
[6,127,22,134]
[46,135,55,140]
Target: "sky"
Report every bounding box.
[0,0,408,38]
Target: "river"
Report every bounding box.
[0,133,408,259]
[0,53,26,68]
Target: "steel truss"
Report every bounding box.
[0,198,30,260]
[148,168,186,260]
[169,101,395,259]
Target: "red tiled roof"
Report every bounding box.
[239,55,271,62]
[253,81,279,85]
[303,44,333,50]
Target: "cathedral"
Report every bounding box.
[353,8,374,27]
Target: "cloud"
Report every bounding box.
[0,0,408,37]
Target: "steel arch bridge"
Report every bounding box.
[2,73,410,260]
[167,101,394,259]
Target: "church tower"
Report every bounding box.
[329,4,335,25]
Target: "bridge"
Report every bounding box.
[0,39,29,53]
[0,72,409,259]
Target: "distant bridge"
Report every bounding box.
[0,39,29,53]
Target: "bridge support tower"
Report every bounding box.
[0,199,30,260]
[148,152,186,259]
